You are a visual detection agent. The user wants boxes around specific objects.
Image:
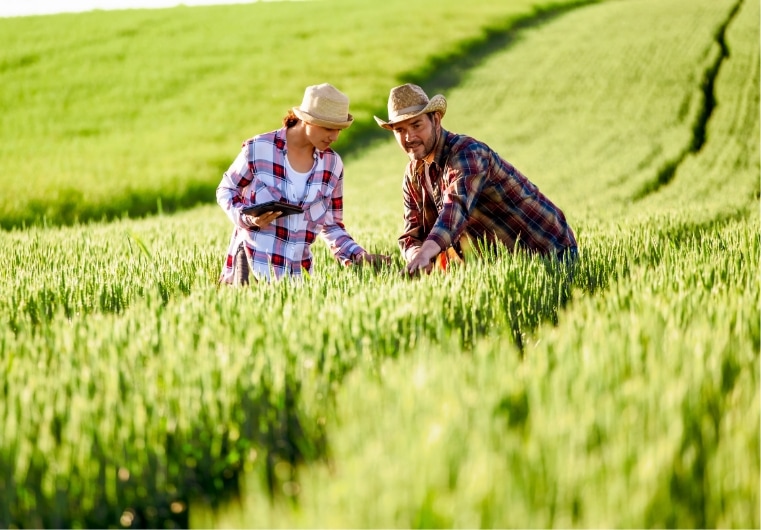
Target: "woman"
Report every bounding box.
[217,83,389,284]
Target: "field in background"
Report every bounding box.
[0,0,758,528]
[0,0,587,229]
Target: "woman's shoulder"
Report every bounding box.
[245,127,285,146]
[240,129,287,162]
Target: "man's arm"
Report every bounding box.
[397,168,429,261]
[426,142,491,251]
[398,167,444,275]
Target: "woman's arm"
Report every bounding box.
[319,170,365,264]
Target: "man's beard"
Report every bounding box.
[406,128,438,161]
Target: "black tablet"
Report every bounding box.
[242,201,304,217]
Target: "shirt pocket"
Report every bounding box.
[249,180,284,204]
[303,191,327,226]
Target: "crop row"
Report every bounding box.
[2,214,757,527]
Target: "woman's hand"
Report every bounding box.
[352,251,392,267]
[245,211,281,228]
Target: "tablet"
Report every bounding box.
[242,201,304,217]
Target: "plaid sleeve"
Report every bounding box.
[319,164,364,264]
[427,142,490,250]
[216,143,254,229]
[428,137,576,256]
[397,164,428,260]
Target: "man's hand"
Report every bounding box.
[404,240,441,276]
[244,211,281,228]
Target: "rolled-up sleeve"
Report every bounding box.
[398,167,428,261]
[216,146,253,229]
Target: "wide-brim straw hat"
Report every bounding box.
[374,83,447,130]
[292,83,354,130]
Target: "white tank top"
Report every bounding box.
[285,155,311,202]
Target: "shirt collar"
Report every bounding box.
[278,126,329,159]
[274,127,287,152]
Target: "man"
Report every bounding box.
[374,83,577,275]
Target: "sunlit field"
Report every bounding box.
[0,0,583,229]
[0,0,758,527]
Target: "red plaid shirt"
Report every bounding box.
[399,129,576,260]
[217,127,364,282]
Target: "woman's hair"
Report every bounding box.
[283,110,300,128]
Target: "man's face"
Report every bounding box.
[391,113,439,161]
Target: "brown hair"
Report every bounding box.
[283,109,299,128]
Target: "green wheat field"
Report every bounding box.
[0,0,758,527]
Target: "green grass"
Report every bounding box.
[0,0,759,527]
[207,219,758,528]
[0,0,590,229]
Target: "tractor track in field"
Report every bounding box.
[634,0,744,200]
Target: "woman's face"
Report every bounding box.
[305,123,341,150]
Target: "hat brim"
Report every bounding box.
[293,107,353,130]
[374,95,447,130]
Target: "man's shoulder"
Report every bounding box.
[444,130,490,158]
[446,131,488,149]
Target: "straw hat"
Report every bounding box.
[292,83,354,130]
[374,83,447,130]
